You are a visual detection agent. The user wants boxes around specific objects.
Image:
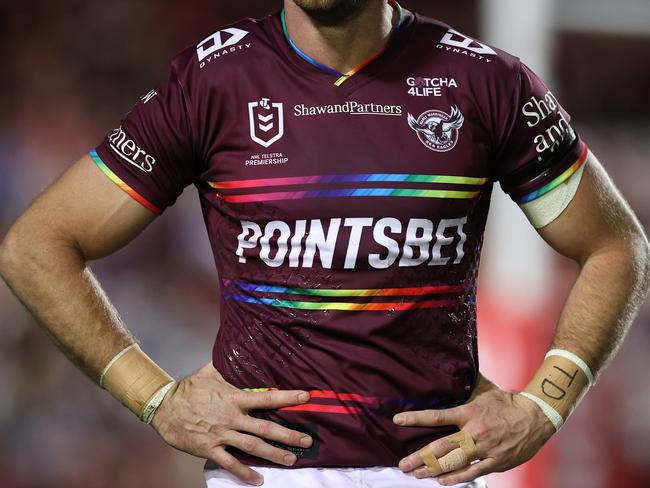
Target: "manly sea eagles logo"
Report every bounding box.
[248,98,284,148]
[407,105,465,152]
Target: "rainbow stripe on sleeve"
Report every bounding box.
[516,144,589,203]
[89,149,162,215]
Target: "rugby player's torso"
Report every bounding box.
[193,13,494,282]
[190,12,497,467]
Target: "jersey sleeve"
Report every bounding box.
[90,61,197,215]
[494,62,588,204]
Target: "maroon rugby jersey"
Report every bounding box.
[91,3,588,468]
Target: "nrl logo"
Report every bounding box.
[407,105,465,152]
[248,98,284,148]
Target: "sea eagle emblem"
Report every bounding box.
[407,105,465,152]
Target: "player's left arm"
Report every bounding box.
[393,150,650,484]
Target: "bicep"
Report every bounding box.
[12,154,156,260]
[537,151,642,263]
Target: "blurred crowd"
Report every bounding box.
[1,1,648,487]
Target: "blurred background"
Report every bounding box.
[0,0,648,486]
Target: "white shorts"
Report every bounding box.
[203,466,487,488]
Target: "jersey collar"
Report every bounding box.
[280,0,404,86]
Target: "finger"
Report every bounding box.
[227,432,298,467]
[398,435,459,472]
[208,447,263,486]
[393,406,467,428]
[236,389,310,410]
[414,447,469,478]
[239,416,313,448]
[436,458,497,486]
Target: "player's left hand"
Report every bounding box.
[393,374,556,485]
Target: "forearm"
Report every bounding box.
[0,224,134,383]
[551,236,650,376]
[517,233,650,431]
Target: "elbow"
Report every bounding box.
[1,214,89,288]
[625,227,650,296]
[0,225,22,284]
[597,227,650,298]
[0,223,40,286]
[0,220,80,286]
[639,231,650,294]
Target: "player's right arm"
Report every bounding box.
[0,122,310,488]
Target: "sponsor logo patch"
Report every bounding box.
[437,29,496,63]
[236,216,468,269]
[407,106,465,152]
[107,126,156,172]
[245,152,289,167]
[248,98,284,148]
[293,101,402,117]
[197,27,250,68]
[406,76,458,97]
[521,90,572,155]
[140,89,157,104]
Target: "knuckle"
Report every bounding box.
[225,390,240,405]
[196,438,213,453]
[270,448,286,463]
[426,410,440,422]
[288,431,303,445]
[212,412,236,430]
[212,430,229,446]
[256,421,271,437]
[262,391,275,405]
[472,421,489,438]
[465,403,481,416]
[439,437,455,451]
[242,437,259,452]
[220,457,235,470]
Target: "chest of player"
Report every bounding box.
[196,67,495,272]
[203,78,489,179]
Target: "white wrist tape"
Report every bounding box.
[142,381,176,424]
[100,343,174,421]
[546,349,594,386]
[522,349,593,432]
[100,343,138,388]
[520,392,565,431]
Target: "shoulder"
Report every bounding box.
[410,12,522,79]
[167,15,278,85]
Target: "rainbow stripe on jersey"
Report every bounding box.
[209,172,488,203]
[221,278,465,312]
[90,150,162,215]
[239,388,455,415]
[209,173,488,189]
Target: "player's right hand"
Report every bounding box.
[150,362,312,486]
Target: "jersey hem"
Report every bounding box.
[515,143,588,203]
[89,149,162,215]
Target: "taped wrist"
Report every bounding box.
[100,343,174,421]
[520,349,594,431]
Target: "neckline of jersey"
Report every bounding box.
[280,0,404,87]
